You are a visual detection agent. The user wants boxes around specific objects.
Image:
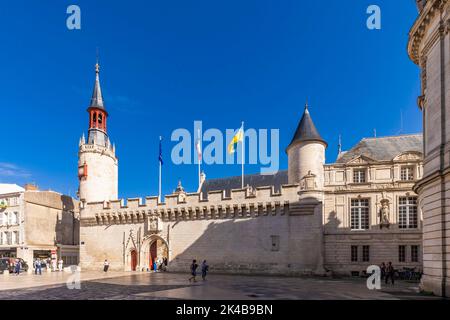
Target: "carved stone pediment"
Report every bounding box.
[347,155,375,165]
[393,151,422,162]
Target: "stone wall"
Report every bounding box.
[288,142,325,187]
[24,191,79,247]
[78,143,118,203]
[409,0,450,297]
[79,185,325,275]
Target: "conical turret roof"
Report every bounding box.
[287,103,327,150]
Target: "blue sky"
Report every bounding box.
[0,1,422,199]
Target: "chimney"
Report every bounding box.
[24,183,39,191]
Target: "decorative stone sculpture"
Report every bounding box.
[379,199,390,229]
[147,216,161,234]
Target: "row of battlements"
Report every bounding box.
[78,143,116,158]
[81,184,304,212]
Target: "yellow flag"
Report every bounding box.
[228,126,244,154]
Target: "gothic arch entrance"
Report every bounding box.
[142,235,169,271]
[130,249,137,271]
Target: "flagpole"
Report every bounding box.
[241,121,244,189]
[197,128,201,190]
[159,136,162,203]
[159,161,162,202]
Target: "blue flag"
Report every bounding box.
[159,137,163,165]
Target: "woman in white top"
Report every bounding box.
[58,259,63,272]
[103,259,109,272]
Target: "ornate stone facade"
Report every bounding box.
[78,84,424,276]
[409,0,450,297]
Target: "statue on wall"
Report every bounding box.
[379,198,390,229]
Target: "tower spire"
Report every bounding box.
[89,60,105,110]
[86,59,109,145]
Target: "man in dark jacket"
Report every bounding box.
[188,260,198,282]
[385,261,395,285]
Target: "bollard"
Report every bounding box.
[3,270,9,276]
[27,268,33,275]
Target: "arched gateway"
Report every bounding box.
[144,236,169,270]
[125,234,169,272]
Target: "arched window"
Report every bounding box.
[98,113,103,125]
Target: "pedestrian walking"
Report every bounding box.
[103,259,109,273]
[35,258,42,275]
[52,258,57,271]
[385,261,395,285]
[153,259,157,272]
[188,259,198,282]
[201,260,209,281]
[380,262,386,280]
[14,259,21,276]
[58,259,63,272]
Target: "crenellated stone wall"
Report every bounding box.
[79,184,326,275]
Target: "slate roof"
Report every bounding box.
[287,105,326,150]
[88,63,105,111]
[335,134,423,163]
[200,171,288,198]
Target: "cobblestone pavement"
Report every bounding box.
[0,272,442,300]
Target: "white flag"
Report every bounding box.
[196,138,202,161]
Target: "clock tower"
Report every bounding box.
[77,62,118,203]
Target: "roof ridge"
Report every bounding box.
[361,133,422,141]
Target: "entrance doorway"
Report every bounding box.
[148,238,168,270]
[131,250,137,271]
[150,242,157,270]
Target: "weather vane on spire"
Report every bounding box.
[95,47,100,73]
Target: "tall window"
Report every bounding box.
[399,197,418,229]
[6,232,12,245]
[353,169,366,183]
[0,212,3,226]
[351,199,370,230]
[411,245,419,262]
[362,245,370,262]
[8,212,13,225]
[399,245,406,262]
[13,231,19,244]
[400,166,415,181]
[351,246,358,262]
[11,212,18,225]
[0,232,3,245]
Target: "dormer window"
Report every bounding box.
[400,166,414,181]
[353,169,366,183]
